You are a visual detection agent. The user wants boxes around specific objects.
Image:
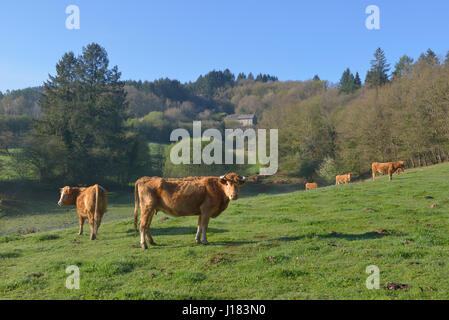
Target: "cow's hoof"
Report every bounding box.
[195,239,201,245]
[201,241,209,245]
[90,235,96,240]
[149,240,157,246]
[140,243,148,250]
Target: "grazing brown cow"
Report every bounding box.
[305,182,318,190]
[133,173,246,249]
[58,184,107,240]
[372,161,404,181]
[336,173,351,185]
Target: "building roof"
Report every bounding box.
[225,114,256,120]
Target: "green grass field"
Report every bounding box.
[0,164,448,299]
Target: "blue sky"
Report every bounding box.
[1,0,448,92]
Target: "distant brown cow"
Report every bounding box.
[58,184,107,240]
[372,161,405,181]
[305,182,318,190]
[336,173,351,185]
[133,173,246,249]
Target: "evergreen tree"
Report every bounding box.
[417,48,440,66]
[339,68,356,94]
[392,55,414,80]
[32,43,146,184]
[354,72,362,89]
[365,48,390,88]
[237,72,247,81]
[445,51,449,65]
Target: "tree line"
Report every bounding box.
[2,44,449,186]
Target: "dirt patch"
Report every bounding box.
[253,235,267,239]
[329,230,342,235]
[209,254,232,264]
[424,196,434,199]
[385,283,411,290]
[27,273,43,278]
[374,229,389,235]
[429,203,438,208]
[426,224,435,228]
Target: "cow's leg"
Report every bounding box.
[88,214,96,240]
[199,213,211,245]
[140,205,155,249]
[146,209,157,246]
[95,212,103,234]
[195,215,202,244]
[78,216,85,235]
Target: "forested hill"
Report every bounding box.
[1,45,449,185]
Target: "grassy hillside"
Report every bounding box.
[1,164,449,299]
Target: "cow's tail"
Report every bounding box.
[94,184,100,233]
[134,181,139,232]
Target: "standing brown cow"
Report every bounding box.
[305,182,318,190]
[58,184,107,240]
[372,161,404,181]
[336,173,351,185]
[133,173,246,249]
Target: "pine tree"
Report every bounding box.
[237,72,247,81]
[339,68,356,94]
[392,55,414,80]
[354,72,362,89]
[417,49,440,66]
[33,43,140,184]
[365,48,390,88]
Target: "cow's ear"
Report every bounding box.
[219,175,227,184]
[239,176,246,185]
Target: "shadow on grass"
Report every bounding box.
[126,226,229,236]
[276,231,392,242]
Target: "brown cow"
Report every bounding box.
[133,173,246,249]
[372,161,404,181]
[58,184,107,240]
[336,173,351,185]
[305,182,318,190]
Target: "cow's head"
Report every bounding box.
[58,186,76,206]
[219,173,246,200]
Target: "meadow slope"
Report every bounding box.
[1,164,449,299]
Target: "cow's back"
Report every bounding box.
[141,177,214,217]
[77,185,107,216]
